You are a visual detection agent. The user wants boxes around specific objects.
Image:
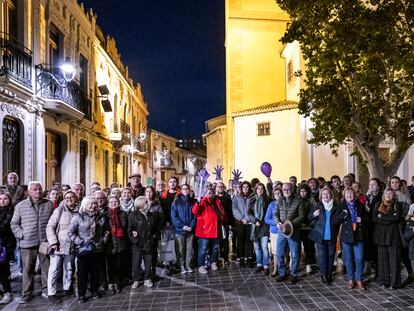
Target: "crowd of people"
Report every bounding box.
[0,171,413,305]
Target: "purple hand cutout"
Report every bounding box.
[232,169,243,182]
[213,165,224,181]
[198,169,210,181]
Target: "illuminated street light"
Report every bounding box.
[35,58,76,94]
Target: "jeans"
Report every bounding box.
[254,236,269,268]
[21,247,49,297]
[198,238,219,267]
[175,233,194,269]
[47,254,75,295]
[277,235,300,277]
[132,249,152,281]
[341,242,364,281]
[315,241,336,277]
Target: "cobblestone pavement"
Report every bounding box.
[1,263,413,311]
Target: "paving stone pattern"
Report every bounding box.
[2,263,414,311]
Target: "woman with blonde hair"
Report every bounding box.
[308,187,341,285]
[68,196,109,303]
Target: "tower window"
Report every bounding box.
[257,122,270,136]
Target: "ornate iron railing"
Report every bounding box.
[0,32,32,88]
[39,68,92,121]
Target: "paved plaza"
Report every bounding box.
[1,263,413,311]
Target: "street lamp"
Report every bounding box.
[35,58,76,94]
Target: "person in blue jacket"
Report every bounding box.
[171,184,196,273]
[265,188,282,277]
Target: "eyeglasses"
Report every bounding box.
[282,188,292,192]
[65,196,77,200]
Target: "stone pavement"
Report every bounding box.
[1,263,413,311]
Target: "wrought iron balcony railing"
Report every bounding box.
[0,32,32,88]
[39,67,92,121]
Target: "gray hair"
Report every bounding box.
[28,181,42,190]
[79,196,97,214]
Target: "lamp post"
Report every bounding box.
[35,58,76,94]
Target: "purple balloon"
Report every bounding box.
[260,162,272,178]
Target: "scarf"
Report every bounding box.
[323,199,333,212]
[346,201,358,224]
[254,195,264,221]
[120,198,134,213]
[109,208,124,238]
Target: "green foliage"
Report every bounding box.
[276,0,414,177]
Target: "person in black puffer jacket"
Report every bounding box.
[0,192,14,304]
[104,195,128,293]
[128,196,160,289]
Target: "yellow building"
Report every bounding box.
[206,0,358,183]
[93,27,149,188]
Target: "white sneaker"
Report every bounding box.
[41,292,48,299]
[180,266,187,274]
[306,265,312,274]
[0,293,13,304]
[131,281,140,289]
[211,263,218,271]
[108,284,114,291]
[198,266,208,274]
[186,267,193,273]
[144,279,153,288]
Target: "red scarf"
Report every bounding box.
[109,208,124,238]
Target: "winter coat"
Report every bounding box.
[160,189,180,224]
[104,210,129,254]
[128,209,159,251]
[68,213,109,253]
[248,195,272,238]
[335,200,367,244]
[308,201,341,244]
[171,194,196,236]
[193,197,225,239]
[217,192,234,226]
[264,201,279,234]
[0,205,15,259]
[46,203,79,255]
[10,198,54,248]
[372,201,402,247]
[232,193,254,223]
[403,218,414,260]
[273,195,306,241]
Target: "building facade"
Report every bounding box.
[204,0,414,185]
[0,0,149,191]
[148,129,206,188]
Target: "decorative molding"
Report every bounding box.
[0,102,26,119]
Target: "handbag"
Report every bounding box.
[76,242,94,257]
[38,242,51,255]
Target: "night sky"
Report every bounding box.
[83,0,226,138]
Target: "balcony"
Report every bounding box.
[39,68,92,121]
[110,118,131,144]
[0,32,32,90]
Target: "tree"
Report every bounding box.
[276,0,414,180]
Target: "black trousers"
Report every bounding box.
[377,245,401,288]
[219,226,230,262]
[97,253,107,289]
[235,223,252,259]
[0,261,11,293]
[132,249,152,281]
[107,252,126,284]
[301,229,316,265]
[77,253,100,297]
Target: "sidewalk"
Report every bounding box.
[1,262,413,311]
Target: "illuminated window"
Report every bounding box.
[257,122,270,136]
